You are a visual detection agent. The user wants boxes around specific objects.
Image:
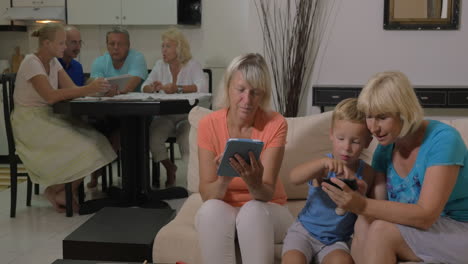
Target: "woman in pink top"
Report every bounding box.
[195,53,294,263]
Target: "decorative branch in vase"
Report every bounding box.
[255,0,335,117]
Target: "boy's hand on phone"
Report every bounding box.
[321,157,351,178]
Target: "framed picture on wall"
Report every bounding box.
[384,0,460,30]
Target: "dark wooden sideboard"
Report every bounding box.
[313,86,468,113]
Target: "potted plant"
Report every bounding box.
[255,0,335,117]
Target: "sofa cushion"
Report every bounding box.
[279,112,332,199]
[153,194,203,263]
[187,106,213,193]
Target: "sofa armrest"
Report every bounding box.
[153,193,204,264]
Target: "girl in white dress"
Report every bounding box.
[11,23,117,213]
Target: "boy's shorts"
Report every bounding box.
[282,221,351,263]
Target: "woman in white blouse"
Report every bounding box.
[142,27,208,187]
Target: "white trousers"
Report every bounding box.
[195,199,294,264]
[149,114,190,163]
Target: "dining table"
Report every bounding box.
[53,92,211,213]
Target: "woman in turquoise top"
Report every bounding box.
[322,71,468,264]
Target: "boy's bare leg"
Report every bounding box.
[322,249,354,264]
[282,250,307,264]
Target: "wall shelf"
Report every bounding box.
[313,86,468,113]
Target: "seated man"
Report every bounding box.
[91,26,147,93]
[87,26,148,188]
[58,25,85,86]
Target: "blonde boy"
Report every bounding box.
[282,98,375,264]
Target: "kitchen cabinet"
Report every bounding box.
[12,0,65,7]
[67,0,177,25]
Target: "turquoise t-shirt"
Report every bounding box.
[373,120,468,221]
[90,49,148,92]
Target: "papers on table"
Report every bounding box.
[73,92,212,107]
[105,74,133,92]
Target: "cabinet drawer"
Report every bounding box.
[415,91,446,106]
[448,91,468,106]
[314,90,358,105]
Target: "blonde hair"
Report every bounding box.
[31,23,64,46]
[161,27,192,65]
[357,71,423,137]
[332,98,366,128]
[215,53,272,110]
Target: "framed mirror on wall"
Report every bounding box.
[384,0,460,30]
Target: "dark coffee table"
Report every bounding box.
[63,207,175,262]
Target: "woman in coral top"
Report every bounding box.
[195,53,294,263]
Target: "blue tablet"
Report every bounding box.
[217,138,264,177]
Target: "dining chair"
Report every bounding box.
[151,68,213,188]
[1,73,80,217]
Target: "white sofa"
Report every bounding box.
[153,106,468,263]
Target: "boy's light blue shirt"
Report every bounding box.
[297,153,364,245]
[90,49,148,92]
[373,120,468,221]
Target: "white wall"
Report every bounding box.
[1,0,468,116]
[317,0,468,86]
[310,0,468,117]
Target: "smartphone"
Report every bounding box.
[322,178,358,191]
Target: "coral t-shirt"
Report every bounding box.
[198,108,288,206]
